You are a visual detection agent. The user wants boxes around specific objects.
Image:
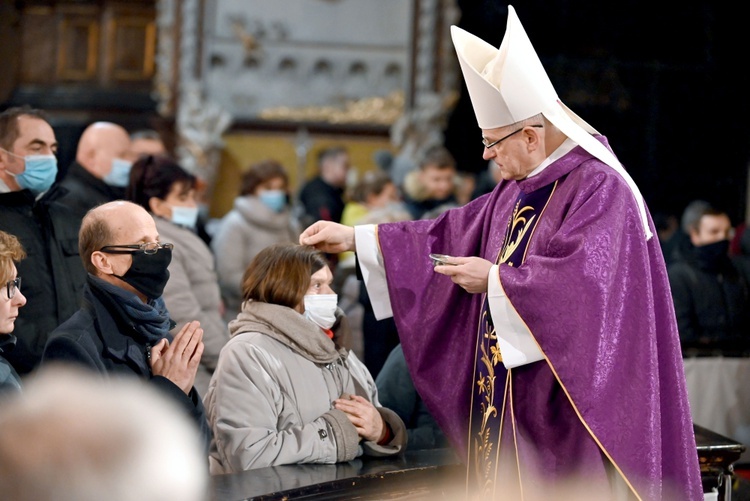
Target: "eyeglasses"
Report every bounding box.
[99,242,174,255]
[4,277,21,300]
[482,124,544,149]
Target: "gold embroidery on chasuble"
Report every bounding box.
[468,180,558,498]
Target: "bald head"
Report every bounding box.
[79,201,157,276]
[76,122,132,179]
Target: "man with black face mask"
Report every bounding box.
[42,200,211,451]
[667,203,750,355]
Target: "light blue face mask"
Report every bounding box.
[171,205,199,229]
[2,148,58,194]
[103,158,133,187]
[259,190,287,213]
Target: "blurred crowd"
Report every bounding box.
[0,103,747,498]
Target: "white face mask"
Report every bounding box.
[171,205,199,229]
[303,294,338,330]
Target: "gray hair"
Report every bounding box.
[680,200,712,234]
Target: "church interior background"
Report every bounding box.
[1,0,749,223]
[3,0,750,496]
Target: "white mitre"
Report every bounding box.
[451,6,652,240]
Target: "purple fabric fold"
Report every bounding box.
[376,138,703,500]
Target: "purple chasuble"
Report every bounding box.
[376,137,703,500]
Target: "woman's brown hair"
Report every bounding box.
[241,244,328,308]
[240,160,289,196]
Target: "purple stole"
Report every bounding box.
[468,180,558,496]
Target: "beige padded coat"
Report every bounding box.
[204,300,406,473]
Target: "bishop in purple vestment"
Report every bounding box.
[301,6,702,500]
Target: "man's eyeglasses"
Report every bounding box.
[4,277,21,300]
[482,124,544,149]
[99,242,174,255]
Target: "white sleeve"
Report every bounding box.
[354,225,393,320]
[486,264,544,369]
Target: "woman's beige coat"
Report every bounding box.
[204,301,406,473]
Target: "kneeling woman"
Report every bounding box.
[204,244,406,473]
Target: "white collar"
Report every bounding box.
[525,138,577,179]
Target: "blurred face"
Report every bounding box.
[150,181,197,220]
[86,126,133,179]
[1,265,27,334]
[130,138,166,158]
[322,153,350,188]
[367,182,398,209]
[0,115,58,191]
[253,175,287,195]
[420,164,455,200]
[690,214,732,247]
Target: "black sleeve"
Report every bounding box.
[667,265,698,345]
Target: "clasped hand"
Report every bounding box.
[433,256,493,294]
[334,394,385,443]
[149,320,204,395]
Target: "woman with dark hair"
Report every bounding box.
[126,154,229,396]
[203,243,406,473]
[211,159,299,321]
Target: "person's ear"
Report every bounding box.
[524,126,542,147]
[90,250,114,275]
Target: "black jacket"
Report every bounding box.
[298,176,345,227]
[56,162,125,219]
[668,251,750,355]
[42,277,212,450]
[0,187,87,374]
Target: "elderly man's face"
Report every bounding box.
[481,125,537,181]
[102,204,161,298]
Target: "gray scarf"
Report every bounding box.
[229,300,349,364]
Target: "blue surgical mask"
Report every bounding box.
[171,205,199,229]
[103,158,133,187]
[1,148,58,194]
[259,190,287,213]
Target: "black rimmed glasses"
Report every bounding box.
[99,242,174,255]
[4,277,21,300]
[482,124,544,149]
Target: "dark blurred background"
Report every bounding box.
[446,1,750,224]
